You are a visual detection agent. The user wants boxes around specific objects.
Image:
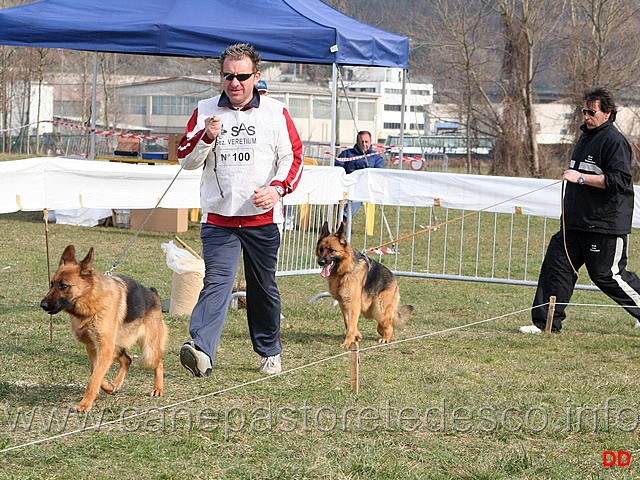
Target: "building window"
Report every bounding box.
[348,87,376,93]
[289,97,311,118]
[358,101,376,121]
[409,123,424,130]
[288,97,310,118]
[58,100,84,117]
[410,105,425,113]
[385,88,403,94]
[123,96,147,115]
[384,122,402,129]
[151,96,202,115]
[314,98,332,119]
[384,104,403,112]
[340,99,357,120]
[410,89,431,96]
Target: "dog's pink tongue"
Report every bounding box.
[320,262,334,278]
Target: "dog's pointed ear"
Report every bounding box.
[79,247,95,274]
[60,245,76,265]
[321,221,330,238]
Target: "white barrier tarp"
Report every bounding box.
[2,157,640,227]
[350,168,565,219]
[0,158,347,212]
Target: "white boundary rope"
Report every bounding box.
[2,300,638,454]
[0,302,544,454]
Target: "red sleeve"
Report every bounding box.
[177,108,213,159]
[279,107,304,194]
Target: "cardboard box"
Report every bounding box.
[129,208,189,233]
[168,134,180,162]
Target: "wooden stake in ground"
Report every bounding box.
[43,208,54,345]
[545,296,556,333]
[350,341,360,393]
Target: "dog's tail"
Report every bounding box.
[394,304,414,328]
[139,318,169,369]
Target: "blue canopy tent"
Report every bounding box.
[0,0,410,158]
[0,0,408,67]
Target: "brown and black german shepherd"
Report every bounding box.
[40,245,168,412]
[316,221,413,347]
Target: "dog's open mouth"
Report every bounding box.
[320,261,334,278]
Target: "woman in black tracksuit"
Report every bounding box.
[524,86,640,333]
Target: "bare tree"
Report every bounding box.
[553,0,640,176]
[486,0,564,177]
[403,0,561,176]
[561,0,640,115]
[34,48,53,155]
[0,46,16,153]
[417,0,497,173]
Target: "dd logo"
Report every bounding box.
[603,451,631,467]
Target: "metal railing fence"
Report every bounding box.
[276,201,640,293]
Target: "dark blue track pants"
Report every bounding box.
[189,223,282,363]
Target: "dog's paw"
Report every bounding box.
[355,332,363,342]
[150,388,164,397]
[378,338,391,344]
[341,336,358,348]
[75,401,94,413]
[100,380,117,395]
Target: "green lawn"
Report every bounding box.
[1,210,639,479]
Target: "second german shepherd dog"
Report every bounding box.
[316,221,413,347]
[40,245,168,412]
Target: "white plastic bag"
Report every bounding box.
[161,241,204,275]
[161,241,205,316]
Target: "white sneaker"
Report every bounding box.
[519,325,542,334]
[259,354,282,375]
[180,341,212,377]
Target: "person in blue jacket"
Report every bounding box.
[334,130,384,217]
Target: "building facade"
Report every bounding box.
[340,66,434,141]
[115,77,379,147]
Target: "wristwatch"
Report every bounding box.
[274,185,285,197]
[578,175,585,185]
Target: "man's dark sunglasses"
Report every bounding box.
[222,72,255,82]
[581,108,600,116]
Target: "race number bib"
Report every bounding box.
[217,147,255,166]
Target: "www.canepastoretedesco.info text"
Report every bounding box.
[2,398,639,438]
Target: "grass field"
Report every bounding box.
[1,210,640,479]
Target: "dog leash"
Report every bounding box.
[105,125,219,275]
[560,180,580,277]
[105,164,184,276]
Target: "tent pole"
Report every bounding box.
[90,51,98,160]
[399,69,407,171]
[328,62,338,228]
[394,68,408,248]
[330,63,337,167]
